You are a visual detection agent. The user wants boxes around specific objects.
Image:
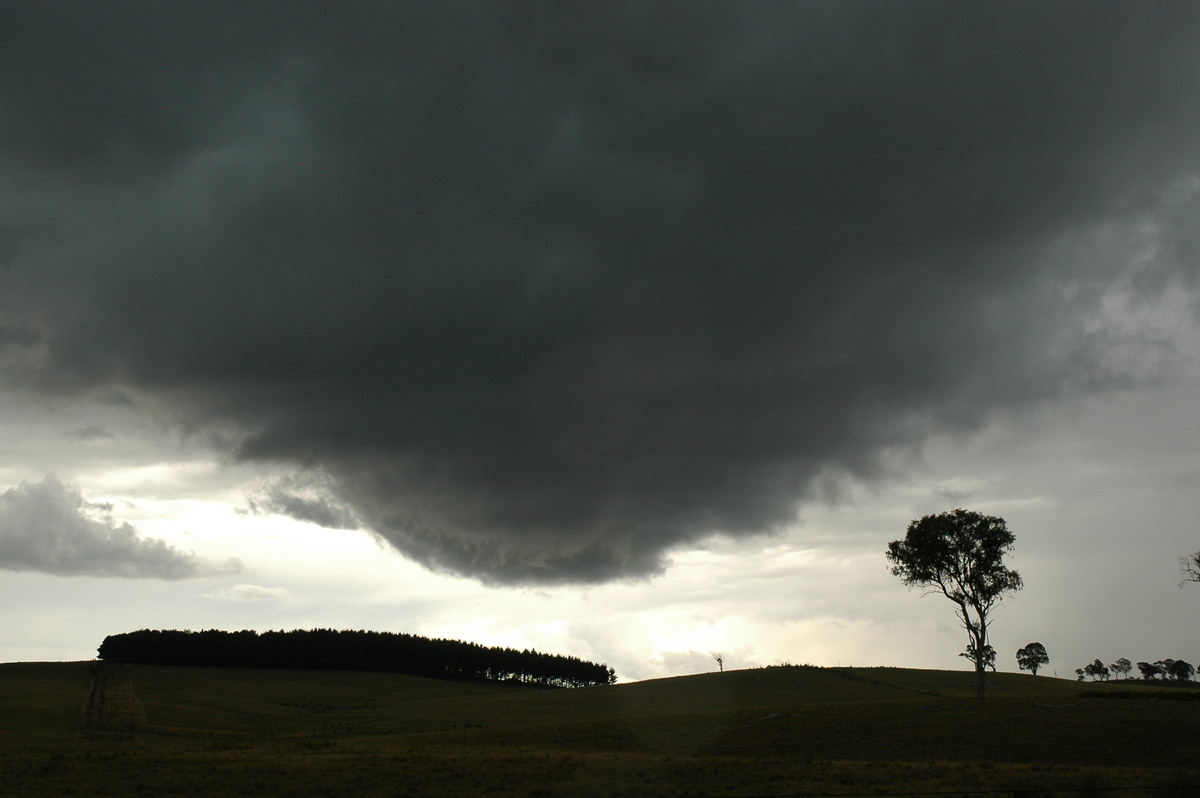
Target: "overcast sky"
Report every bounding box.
[3,1,1200,682]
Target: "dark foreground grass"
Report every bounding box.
[2,661,1198,797]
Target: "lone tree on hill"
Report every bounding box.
[887,508,1022,700]
[1016,642,1049,676]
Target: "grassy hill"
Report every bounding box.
[2,661,1199,796]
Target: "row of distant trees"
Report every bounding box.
[1070,552,1200,682]
[1091,550,1200,683]
[97,629,616,688]
[1011,638,1195,683]
[1074,657,1195,682]
[981,636,1195,685]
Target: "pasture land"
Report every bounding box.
[1,660,1198,796]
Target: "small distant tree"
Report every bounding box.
[1016,642,1049,676]
[1136,661,1161,680]
[1075,668,1085,682]
[886,509,1022,700]
[1083,659,1110,681]
[713,653,725,673]
[1110,658,1132,680]
[1180,551,1200,587]
[961,643,996,672]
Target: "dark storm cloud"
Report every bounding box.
[0,475,241,579]
[244,475,362,531]
[3,2,1200,582]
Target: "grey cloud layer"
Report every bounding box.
[3,2,1199,582]
[0,475,240,579]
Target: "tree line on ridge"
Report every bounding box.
[97,628,616,688]
[1073,657,1194,682]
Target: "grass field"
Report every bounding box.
[1,660,1198,797]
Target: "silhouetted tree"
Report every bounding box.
[1110,658,1132,680]
[1167,659,1194,681]
[712,653,725,673]
[1016,642,1049,676]
[961,643,996,672]
[1180,551,1200,587]
[1136,661,1161,680]
[887,508,1022,699]
[1083,659,1110,681]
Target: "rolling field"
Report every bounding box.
[1,660,1198,796]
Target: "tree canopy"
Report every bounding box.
[1084,659,1110,681]
[886,508,1022,698]
[1016,642,1049,676]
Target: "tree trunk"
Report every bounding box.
[970,604,988,700]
